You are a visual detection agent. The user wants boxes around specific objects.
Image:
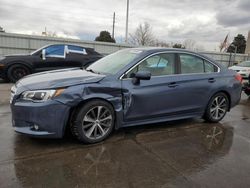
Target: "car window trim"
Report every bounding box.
[120,51,220,80]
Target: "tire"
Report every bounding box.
[71,100,115,144]
[7,64,31,83]
[204,92,229,123]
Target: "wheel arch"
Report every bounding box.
[208,90,231,111]
[6,62,33,80]
[64,97,119,137]
[7,61,33,71]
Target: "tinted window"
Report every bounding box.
[127,53,175,77]
[45,45,65,56]
[68,45,87,54]
[180,54,204,73]
[180,54,217,74]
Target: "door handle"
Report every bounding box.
[168,82,178,88]
[208,78,216,83]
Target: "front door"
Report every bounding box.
[121,52,182,122]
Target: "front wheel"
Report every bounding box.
[71,100,115,144]
[204,93,229,123]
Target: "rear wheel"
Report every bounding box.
[204,93,229,123]
[71,100,115,144]
[7,64,31,83]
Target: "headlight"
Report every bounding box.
[21,89,65,102]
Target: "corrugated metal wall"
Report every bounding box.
[0,32,249,67]
[0,32,133,56]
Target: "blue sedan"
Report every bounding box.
[10,48,242,143]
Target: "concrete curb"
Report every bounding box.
[0,84,13,105]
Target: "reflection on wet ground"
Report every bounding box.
[0,94,250,187]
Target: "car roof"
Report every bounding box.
[48,43,94,50]
[127,47,198,54]
[126,47,215,60]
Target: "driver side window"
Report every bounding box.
[126,53,175,78]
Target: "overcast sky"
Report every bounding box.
[0,0,249,51]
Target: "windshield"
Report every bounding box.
[86,49,142,75]
[30,46,46,55]
[238,61,250,67]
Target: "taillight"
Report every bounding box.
[235,73,242,83]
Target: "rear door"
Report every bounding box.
[174,53,220,112]
[65,45,91,68]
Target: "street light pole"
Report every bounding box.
[112,12,115,39]
[125,0,129,43]
[234,45,238,65]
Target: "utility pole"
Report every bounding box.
[125,0,129,43]
[112,12,115,39]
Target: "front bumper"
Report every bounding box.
[11,100,71,138]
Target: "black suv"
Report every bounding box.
[0,44,103,82]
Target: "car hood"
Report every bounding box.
[16,68,106,91]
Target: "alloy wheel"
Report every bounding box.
[82,106,113,140]
[210,96,227,120]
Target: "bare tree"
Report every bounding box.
[183,39,196,50]
[129,22,155,46]
[154,39,171,47]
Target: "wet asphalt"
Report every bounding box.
[1,81,250,188]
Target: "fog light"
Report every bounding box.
[34,124,39,130]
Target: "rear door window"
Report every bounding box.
[204,60,217,72]
[68,45,87,55]
[179,54,218,74]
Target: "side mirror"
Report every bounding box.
[132,71,151,85]
[41,49,46,60]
